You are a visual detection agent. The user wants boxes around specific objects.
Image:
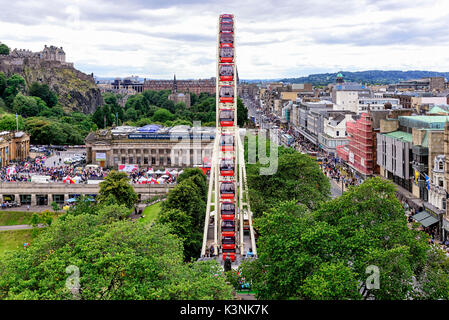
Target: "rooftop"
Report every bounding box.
[399,115,449,129]
[382,130,413,143]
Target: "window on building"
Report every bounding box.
[439,161,444,170]
[121,157,126,164]
[129,157,133,164]
[144,157,148,165]
[151,157,156,165]
[336,131,339,136]
[439,179,444,187]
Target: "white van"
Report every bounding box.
[31,175,51,183]
[85,164,99,170]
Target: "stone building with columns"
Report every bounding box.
[0,131,30,167]
[85,125,215,169]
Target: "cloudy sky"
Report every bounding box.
[1,0,449,79]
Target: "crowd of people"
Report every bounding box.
[0,160,180,185]
[129,168,179,184]
[282,127,362,190]
[404,203,449,256]
[0,161,109,183]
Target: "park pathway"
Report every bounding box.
[0,224,45,231]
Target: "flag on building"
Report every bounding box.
[414,169,420,183]
[425,174,431,190]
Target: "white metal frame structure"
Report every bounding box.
[200,14,257,267]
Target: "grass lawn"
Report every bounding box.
[0,229,42,257]
[236,290,257,295]
[139,202,162,225]
[0,211,35,226]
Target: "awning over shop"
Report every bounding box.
[412,211,438,227]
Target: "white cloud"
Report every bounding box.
[1,0,449,79]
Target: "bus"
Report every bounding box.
[280,133,294,147]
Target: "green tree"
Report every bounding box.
[247,145,330,217]
[160,178,206,260]
[0,114,25,131]
[97,202,131,222]
[12,93,40,117]
[299,262,361,300]
[65,195,98,217]
[0,72,6,96]
[0,44,9,55]
[97,170,138,209]
[237,97,248,127]
[31,213,40,227]
[152,108,174,123]
[176,168,207,201]
[24,117,67,145]
[124,107,138,122]
[51,201,60,214]
[39,210,54,226]
[0,214,233,300]
[3,74,25,108]
[242,178,449,300]
[28,82,58,107]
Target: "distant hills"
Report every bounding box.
[277,70,449,86]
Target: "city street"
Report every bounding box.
[43,148,86,168]
[244,96,349,199]
[330,178,343,198]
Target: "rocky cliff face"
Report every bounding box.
[0,58,103,114]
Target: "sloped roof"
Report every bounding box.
[382,130,413,143]
[428,106,449,114]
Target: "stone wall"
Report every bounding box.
[0,182,175,205]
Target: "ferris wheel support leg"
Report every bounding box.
[237,134,244,255]
[238,132,257,258]
[214,159,219,254]
[201,135,219,257]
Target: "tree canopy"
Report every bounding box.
[246,142,330,217]
[241,177,449,300]
[0,44,9,55]
[97,170,138,209]
[0,213,233,300]
[158,171,207,261]
[28,82,58,107]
